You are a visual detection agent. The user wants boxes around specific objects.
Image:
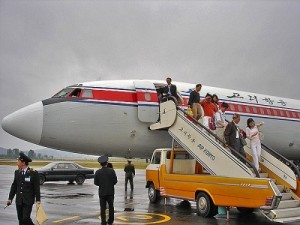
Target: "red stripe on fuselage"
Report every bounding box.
[81,89,299,120]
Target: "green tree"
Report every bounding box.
[13,148,20,157]
[28,150,36,159]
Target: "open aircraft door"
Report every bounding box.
[134,80,159,122]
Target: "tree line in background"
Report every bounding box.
[0,148,53,160]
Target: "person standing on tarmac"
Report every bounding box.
[7,152,41,225]
[94,155,118,225]
[124,160,135,191]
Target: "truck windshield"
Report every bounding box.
[151,152,161,164]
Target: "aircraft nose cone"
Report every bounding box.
[2,102,43,144]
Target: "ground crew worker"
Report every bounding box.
[7,152,41,225]
[94,155,118,225]
[124,160,135,191]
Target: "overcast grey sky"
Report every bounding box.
[0,0,299,151]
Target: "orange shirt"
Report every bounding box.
[201,101,217,117]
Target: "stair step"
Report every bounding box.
[281,192,292,200]
[277,199,300,209]
[276,184,284,192]
[269,207,300,219]
[271,215,300,223]
[259,172,268,178]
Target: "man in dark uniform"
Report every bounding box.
[7,152,41,225]
[124,160,135,191]
[94,156,118,225]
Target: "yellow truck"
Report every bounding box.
[146,148,282,217]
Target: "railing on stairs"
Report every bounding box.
[176,107,260,178]
[261,143,300,179]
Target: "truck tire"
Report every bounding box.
[196,192,217,217]
[148,184,160,203]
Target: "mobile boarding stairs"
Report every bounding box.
[150,100,300,223]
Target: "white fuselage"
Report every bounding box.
[2,80,300,159]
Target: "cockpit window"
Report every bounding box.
[53,88,82,98]
[70,88,82,97]
[53,88,74,98]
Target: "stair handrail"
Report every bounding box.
[261,143,300,179]
[223,117,300,179]
[176,106,260,177]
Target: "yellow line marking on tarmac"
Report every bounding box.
[52,216,80,223]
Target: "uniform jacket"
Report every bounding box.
[9,167,41,205]
[94,167,118,196]
[224,121,238,148]
[124,164,135,178]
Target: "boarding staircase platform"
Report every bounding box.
[151,100,300,223]
[245,142,300,223]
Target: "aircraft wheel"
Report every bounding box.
[39,174,45,185]
[75,175,85,185]
[148,184,160,203]
[196,192,217,217]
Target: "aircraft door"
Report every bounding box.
[134,81,159,122]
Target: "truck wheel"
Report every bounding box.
[148,184,160,203]
[39,174,45,185]
[196,192,217,217]
[75,175,85,185]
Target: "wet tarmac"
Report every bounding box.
[0,165,298,225]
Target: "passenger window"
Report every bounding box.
[229,104,235,111]
[286,111,290,117]
[280,110,285,116]
[273,109,278,116]
[245,106,250,113]
[57,164,65,169]
[66,164,76,169]
[260,108,264,114]
[252,107,257,113]
[82,89,93,98]
[266,109,271,115]
[237,105,243,112]
[292,112,296,118]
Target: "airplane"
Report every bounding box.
[1,80,300,162]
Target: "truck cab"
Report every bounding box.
[146,148,281,217]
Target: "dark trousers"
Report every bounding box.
[233,138,246,164]
[16,203,34,225]
[100,195,114,225]
[125,176,133,191]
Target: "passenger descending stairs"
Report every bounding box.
[245,144,300,223]
[150,100,257,178]
[150,100,300,223]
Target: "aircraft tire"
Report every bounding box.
[148,184,160,203]
[75,175,85,185]
[196,192,217,217]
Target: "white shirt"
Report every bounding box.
[246,126,260,145]
[22,167,28,175]
[233,121,239,138]
[215,110,226,128]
